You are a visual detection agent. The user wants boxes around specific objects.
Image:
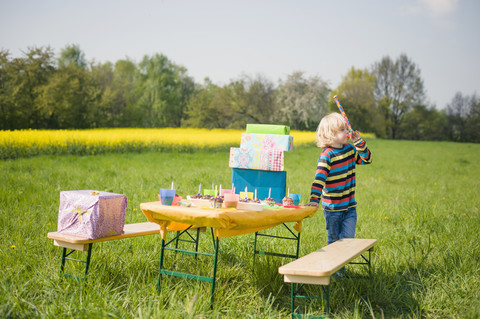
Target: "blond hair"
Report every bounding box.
[315,113,347,148]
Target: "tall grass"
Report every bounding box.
[1,139,479,318]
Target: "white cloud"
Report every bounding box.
[419,0,459,16]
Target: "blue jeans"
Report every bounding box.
[323,207,357,245]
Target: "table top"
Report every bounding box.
[140,201,318,239]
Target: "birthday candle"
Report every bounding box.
[220,184,222,195]
[171,181,174,190]
[215,185,218,197]
[212,182,214,190]
[245,186,248,199]
[198,183,202,195]
[254,188,257,200]
[269,187,271,198]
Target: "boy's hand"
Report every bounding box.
[351,130,361,143]
[304,202,319,207]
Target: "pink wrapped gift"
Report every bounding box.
[57,190,127,239]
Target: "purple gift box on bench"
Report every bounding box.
[57,190,127,239]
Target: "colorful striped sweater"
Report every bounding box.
[309,138,372,211]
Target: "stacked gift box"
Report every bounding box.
[230,124,293,203]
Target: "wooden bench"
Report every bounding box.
[278,238,377,318]
[47,222,162,279]
[48,222,208,280]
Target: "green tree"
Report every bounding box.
[227,74,277,128]
[2,46,56,129]
[0,49,13,129]
[89,61,121,127]
[330,67,384,136]
[372,54,425,139]
[182,79,234,128]
[37,64,99,128]
[397,104,449,140]
[57,44,87,69]
[37,45,99,128]
[446,92,480,142]
[276,71,330,130]
[135,54,194,127]
[111,59,140,127]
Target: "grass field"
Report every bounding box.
[1,139,479,318]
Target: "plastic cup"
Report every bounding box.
[160,189,176,206]
[290,193,301,206]
[157,194,182,205]
[223,194,239,208]
[220,189,233,196]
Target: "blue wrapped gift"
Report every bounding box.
[231,168,286,203]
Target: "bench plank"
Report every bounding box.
[47,222,161,245]
[279,238,376,278]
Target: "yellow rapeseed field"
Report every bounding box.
[0,128,375,159]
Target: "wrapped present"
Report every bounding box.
[229,147,284,171]
[240,133,293,152]
[231,168,286,204]
[57,190,127,239]
[246,124,290,135]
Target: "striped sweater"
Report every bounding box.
[309,138,372,211]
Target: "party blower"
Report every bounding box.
[333,95,354,138]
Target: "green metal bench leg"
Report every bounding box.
[291,283,295,316]
[291,283,329,318]
[61,247,67,273]
[84,243,93,277]
[60,243,93,280]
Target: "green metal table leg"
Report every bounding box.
[157,238,166,293]
[210,236,219,309]
[296,231,301,259]
[253,231,258,268]
[254,224,301,261]
[195,228,200,259]
[175,231,180,250]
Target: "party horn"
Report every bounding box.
[333,95,353,136]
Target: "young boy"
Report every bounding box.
[305,112,372,273]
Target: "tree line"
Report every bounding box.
[1,45,479,142]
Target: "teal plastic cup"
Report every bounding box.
[290,193,301,205]
[160,189,176,206]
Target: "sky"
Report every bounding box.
[1,0,479,109]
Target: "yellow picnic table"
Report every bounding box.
[139,201,318,308]
[140,201,317,239]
